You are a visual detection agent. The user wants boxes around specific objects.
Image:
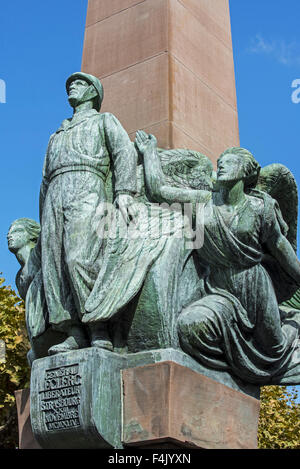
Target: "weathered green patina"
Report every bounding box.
[135,130,300,386]
[8,74,300,389]
[39,73,139,355]
[7,218,65,362]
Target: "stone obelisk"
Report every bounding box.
[81,0,240,166]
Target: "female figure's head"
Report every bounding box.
[217,147,261,191]
[7,218,40,254]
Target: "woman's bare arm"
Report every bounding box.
[135,130,211,205]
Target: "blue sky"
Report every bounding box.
[231,0,300,175]
[0,0,89,285]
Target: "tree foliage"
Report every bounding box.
[258,385,300,449]
[0,277,30,448]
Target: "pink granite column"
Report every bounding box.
[82,0,239,166]
[15,389,41,449]
[122,362,260,449]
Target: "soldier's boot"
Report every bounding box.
[48,325,88,355]
[88,322,113,351]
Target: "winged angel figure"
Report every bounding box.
[127,130,300,386]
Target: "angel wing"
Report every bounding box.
[157,148,214,190]
[255,163,299,304]
[134,146,215,202]
[256,163,298,252]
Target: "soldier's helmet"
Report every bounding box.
[66,72,104,111]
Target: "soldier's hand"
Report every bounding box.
[115,194,138,226]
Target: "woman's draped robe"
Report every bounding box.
[178,193,300,385]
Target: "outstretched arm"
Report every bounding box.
[135,130,211,205]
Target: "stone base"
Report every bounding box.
[122,362,260,449]
[28,348,260,449]
[15,389,41,449]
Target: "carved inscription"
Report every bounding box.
[40,364,82,431]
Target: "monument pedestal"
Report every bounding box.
[122,362,260,449]
[15,389,41,449]
[26,348,260,449]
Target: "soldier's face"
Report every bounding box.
[68,79,90,106]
